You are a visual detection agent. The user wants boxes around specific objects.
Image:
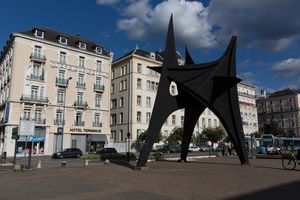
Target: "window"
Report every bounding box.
[96,61,102,72]
[59,36,68,44]
[289,98,293,102]
[34,29,44,38]
[59,51,66,64]
[281,121,284,128]
[208,119,212,127]
[23,109,31,120]
[137,78,142,89]
[32,64,41,76]
[76,112,83,123]
[120,65,127,76]
[95,77,101,86]
[58,70,65,80]
[111,131,116,140]
[95,46,102,54]
[78,73,84,85]
[78,42,86,50]
[291,121,295,127]
[281,114,284,119]
[57,90,64,103]
[111,83,114,94]
[119,130,124,141]
[146,97,151,107]
[181,116,184,126]
[56,110,63,123]
[34,45,42,57]
[111,114,117,125]
[202,118,206,128]
[146,112,151,123]
[77,92,83,103]
[119,97,124,108]
[137,95,142,106]
[119,79,127,91]
[279,99,282,104]
[137,111,141,123]
[137,63,142,73]
[35,110,42,121]
[111,99,117,109]
[31,86,38,99]
[95,95,101,107]
[119,113,123,124]
[79,56,85,67]
[111,70,115,79]
[172,115,176,125]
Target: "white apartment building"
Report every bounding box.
[0,28,112,156]
[238,82,258,135]
[111,48,220,148]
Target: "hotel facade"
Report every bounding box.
[0,28,112,156]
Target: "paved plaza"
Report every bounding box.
[0,156,299,200]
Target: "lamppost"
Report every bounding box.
[127,132,130,162]
[60,77,72,151]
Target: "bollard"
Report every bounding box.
[61,161,67,167]
[104,159,110,164]
[84,160,89,166]
[37,160,42,169]
[14,164,21,171]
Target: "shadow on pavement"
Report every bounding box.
[224,180,300,200]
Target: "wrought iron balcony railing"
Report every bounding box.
[33,118,46,124]
[30,53,46,62]
[54,119,65,125]
[74,121,85,126]
[93,122,102,127]
[27,74,44,81]
[21,95,49,103]
[74,101,88,108]
[94,84,105,92]
[76,82,86,88]
[56,77,68,87]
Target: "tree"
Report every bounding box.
[137,129,163,143]
[263,120,287,136]
[166,127,184,147]
[202,127,225,147]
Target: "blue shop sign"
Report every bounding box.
[18,137,45,142]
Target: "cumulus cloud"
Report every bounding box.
[272,58,300,77]
[208,0,300,51]
[116,0,216,48]
[238,72,255,81]
[96,0,120,5]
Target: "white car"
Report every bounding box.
[188,146,201,152]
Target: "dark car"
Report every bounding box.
[96,147,117,155]
[52,148,82,159]
[169,145,181,153]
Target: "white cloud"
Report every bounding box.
[96,0,120,5]
[116,0,216,48]
[238,72,255,81]
[272,58,300,77]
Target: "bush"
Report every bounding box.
[81,154,100,160]
[100,153,136,161]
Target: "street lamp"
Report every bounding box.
[60,77,72,151]
[127,132,130,162]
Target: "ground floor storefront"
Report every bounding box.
[1,125,112,157]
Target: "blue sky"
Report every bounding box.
[1,0,300,94]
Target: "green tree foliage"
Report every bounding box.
[202,127,225,145]
[166,127,184,147]
[263,120,287,136]
[137,130,163,143]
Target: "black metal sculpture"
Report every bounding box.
[136,16,249,168]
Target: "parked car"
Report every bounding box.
[169,145,181,153]
[96,147,118,155]
[157,145,170,153]
[200,146,210,152]
[188,146,201,152]
[52,148,82,159]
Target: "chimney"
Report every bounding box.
[261,90,266,98]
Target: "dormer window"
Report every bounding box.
[150,52,155,60]
[95,46,102,54]
[34,29,44,38]
[78,41,86,50]
[59,36,68,44]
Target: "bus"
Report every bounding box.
[260,134,300,154]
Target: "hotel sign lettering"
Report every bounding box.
[70,128,101,133]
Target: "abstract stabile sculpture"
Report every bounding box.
[136,16,249,168]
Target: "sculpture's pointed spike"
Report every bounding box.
[162,14,178,68]
[185,46,195,65]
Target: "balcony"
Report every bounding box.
[33,118,46,124]
[54,119,65,125]
[93,122,102,127]
[27,74,44,81]
[74,101,88,108]
[74,120,85,126]
[21,95,49,103]
[94,84,105,93]
[30,53,46,63]
[56,77,68,87]
[76,82,86,88]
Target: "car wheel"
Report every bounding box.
[59,154,63,159]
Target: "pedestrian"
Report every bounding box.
[228,144,232,156]
[222,146,225,156]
